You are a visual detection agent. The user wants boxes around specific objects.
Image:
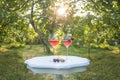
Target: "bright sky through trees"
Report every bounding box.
[74,0,95,17]
[57,7,66,15]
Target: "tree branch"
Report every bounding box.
[30,1,44,38]
[30,1,52,54]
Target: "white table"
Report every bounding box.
[24,56,90,80]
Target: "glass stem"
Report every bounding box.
[53,47,56,55]
[67,47,68,56]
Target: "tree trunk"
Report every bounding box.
[30,1,53,54]
[88,42,91,58]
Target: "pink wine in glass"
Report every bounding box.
[48,40,59,48]
[63,40,72,48]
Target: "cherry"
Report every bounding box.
[56,58,59,62]
[53,59,57,62]
[53,58,60,62]
[60,58,65,62]
[71,37,74,41]
[53,58,66,63]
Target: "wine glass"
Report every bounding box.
[48,33,59,55]
[62,34,74,58]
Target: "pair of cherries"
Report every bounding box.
[53,58,65,63]
[68,37,74,42]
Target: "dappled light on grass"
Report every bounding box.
[111,47,120,54]
[22,45,47,60]
[0,46,8,53]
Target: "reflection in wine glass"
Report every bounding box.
[48,34,59,55]
[62,34,74,58]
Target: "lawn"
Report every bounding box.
[0,44,120,80]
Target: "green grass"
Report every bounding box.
[0,44,120,80]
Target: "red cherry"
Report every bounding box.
[53,59,56,62]
[71,37,74,41]
[56,59,59,62]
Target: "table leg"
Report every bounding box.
[55,75,63,80]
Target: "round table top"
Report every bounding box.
[25,56,90,74]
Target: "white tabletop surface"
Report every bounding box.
[25,56,90,74]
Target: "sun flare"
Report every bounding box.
[54,1,69,16]
[57,7,66,15]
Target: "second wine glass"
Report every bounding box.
[48,34,59,55]
[62,34,73,57]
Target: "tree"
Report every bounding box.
[0,0,30,44]
[73,0,120,48]
[29,0,52,54]
[86,0,120,43]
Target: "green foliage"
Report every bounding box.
[0,0,120,49]
[70,0,120,48]
[0,0,38,46]
[9,42,25,48]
